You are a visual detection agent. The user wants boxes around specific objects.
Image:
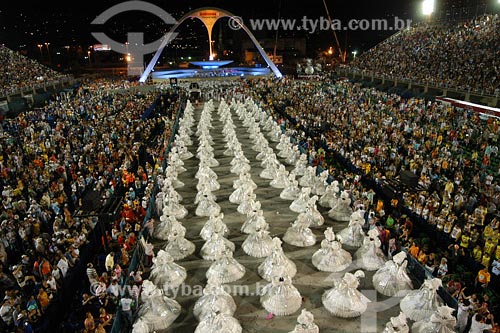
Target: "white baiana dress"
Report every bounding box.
[201,227,236,261]
[237,192,259,215]
[312,170,329,196]
[149,250,187,294]
[280,176,301,201]
[299,166,317,188]
[312,227,352,272]
[260,275,302,316]
[270,165,289,189]
[258,237,297,281]
[322,270,370,318]
[206,249,246,284]
[242,219,273,258]
[241,207,266,234]
[290,187,312,213]
[372,251,413,297]
[200,212,229,241]
[135,280,181,331]
[283,213,317,247]
[354,229,386,271]
[163,223,196,261]
[328,190,353,222]
[412,306,457,333]
[154,214,184,241]
[194,311,242,333]
[400,278,443,322]
[229,178,253,205]
[193,276,237,321]
[337,210,366,248]
[303,195,324,227]
[318,181,339,208]
[196,194,221,217]
[382,312,410,333]
[162,198,188,220]
[288,309,319,333]
[292,154,308,176]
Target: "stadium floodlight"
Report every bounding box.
[422,0,435,16]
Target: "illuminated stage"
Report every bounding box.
[152,61,271,80]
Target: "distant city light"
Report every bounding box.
[422,0,435,16]
[125,54,132,62]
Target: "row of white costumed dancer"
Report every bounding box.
[132,97,457,333]
[132,100,201,333]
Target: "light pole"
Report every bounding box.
[352,50,358,60]
[44,42,51,64]
[37,44,43,58]
[87,50,91,65]
[422,0,435,17]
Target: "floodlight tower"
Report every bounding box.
[422,0,435,17]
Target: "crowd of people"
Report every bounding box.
[350,14,500,96]
[0,77,182,332]
[0,46,71,97]
[248,76,499,331]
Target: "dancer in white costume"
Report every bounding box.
[260,274,302,316]
[319,180,339,208]
[229,173,256,204]
[312,170,329,196]
[293,154,308,176]
[242,217,273,258]
[299,166,317,188]
[382,312,410,333]
[163,222,196,261]
[412,305,457,333]
[201,223,235,261]
[354,228,386,271]
[288,309,319,333]
[328,190,353,222]
[230,152,251,175]
[312,227,352,272]
[197,172,220,192]
[206,248,246,284]
[259,237,297,281]
[303,195,324,227]
[149,250,187,294]
[400,277,443,321]
[196,193,221,217]
[237,192,259,215]
[290,187,312,213]
[285,146,300,166]
[135,280,181,331]
[194,310,242,333]
[322,270,370,318]
[280,173,301,201]
[193,276,237,321]
[241,208,267,234]
[260,154,279,180]
[162,196,188,220]
[270,165,289,189]
[165,167,185,189]
[372,251,413,297]
[200,212,229,241]
[337,210,366,248]
[154,214,183,241]
[283,212,316,247]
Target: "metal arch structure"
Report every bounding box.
[139,7,283,83]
